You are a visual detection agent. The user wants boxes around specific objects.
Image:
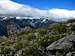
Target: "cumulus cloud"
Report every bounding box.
[0,0,48,17]
[0,0,8,1]
[0,0,75,21]
[49,9,75,21]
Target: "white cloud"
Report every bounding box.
[0,0,48,17]
[49,9,75,21]
[0,0,10,1]
[0,0,75,21]
[49,9,75,18]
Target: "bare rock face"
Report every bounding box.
[47,35,75,50]
[66,52,75,56]
[46,35,75,56]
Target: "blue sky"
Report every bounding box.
[12,0,75,10]
[0,0,75,21]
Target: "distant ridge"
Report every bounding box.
[0,17,57,36]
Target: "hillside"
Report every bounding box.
[0,18,75,56]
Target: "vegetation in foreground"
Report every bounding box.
[0,20,75,56]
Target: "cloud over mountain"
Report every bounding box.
[0,0,75,21]
[49,9,75,21]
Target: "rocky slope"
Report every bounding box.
[0,17,75,56]
[46,35,75,56]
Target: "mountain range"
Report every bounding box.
[0,17,57,36]
[0,0,75,36]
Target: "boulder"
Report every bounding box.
[46,35,75,56]
[46,35,75,50]
[66,52,75,56]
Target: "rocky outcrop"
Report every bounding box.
[66,52,75,56]
[46,35,75,56]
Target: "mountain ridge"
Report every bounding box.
[0,17,56,36]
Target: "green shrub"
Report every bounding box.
[51,23,67,34]
[36,29,48,36]
[0,47,12,54]
[37,34,65,48]
[71,25,75,31]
